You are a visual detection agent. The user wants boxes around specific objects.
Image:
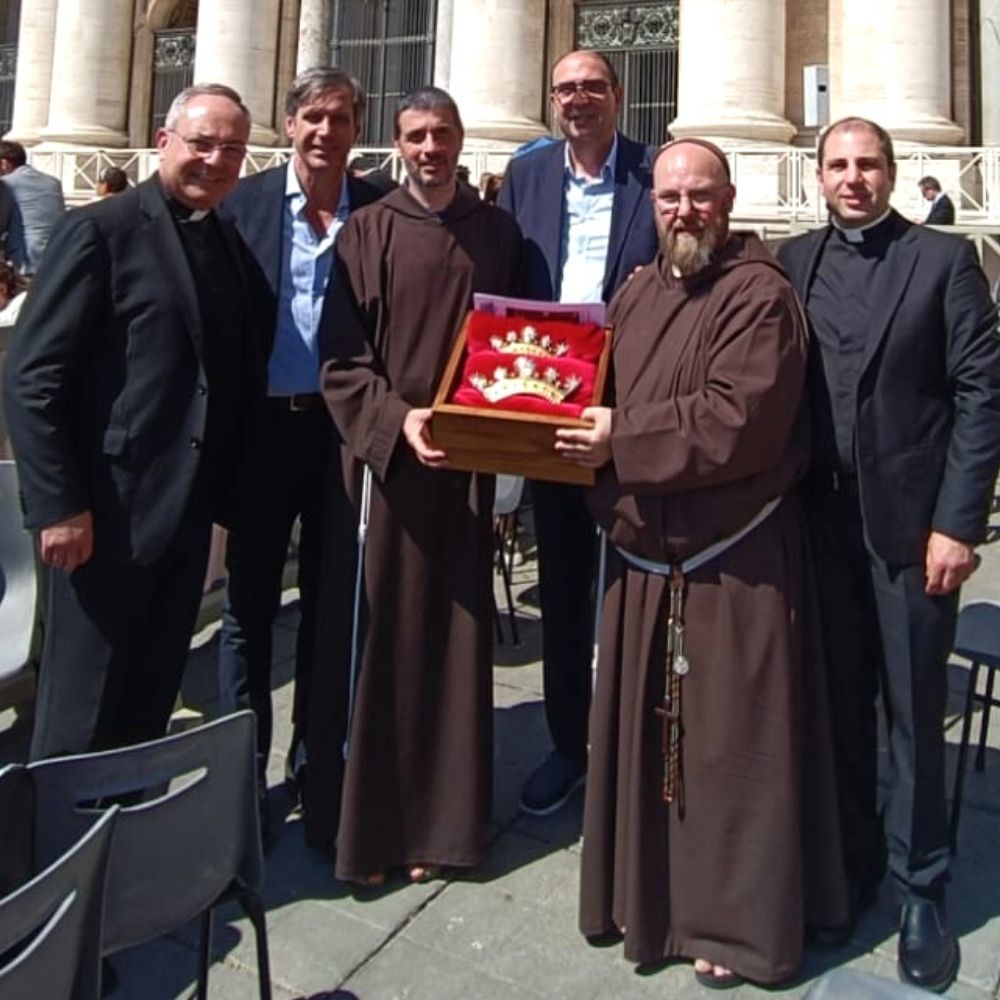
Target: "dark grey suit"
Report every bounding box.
[778,213,1000,900]
[498,135,658,766]
[4,176,268,758]
[216,166,386,773]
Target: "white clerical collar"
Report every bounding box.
[188,209,209,222]
[830,207,892,243]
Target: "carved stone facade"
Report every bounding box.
[3,0,988,149]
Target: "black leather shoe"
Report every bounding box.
[519,752,585,816]
[897,899,959,994]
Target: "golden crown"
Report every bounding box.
[469,355,583,405]
[488,325,570,358]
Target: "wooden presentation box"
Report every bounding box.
[431,313,611,486]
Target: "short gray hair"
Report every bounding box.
[164,84,251,131]
[285,66,366,122]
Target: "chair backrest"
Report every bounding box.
[493,475,524,517]
[27,711,263,956]
[953,600,1000,668]
[0,460,39,684]
[0,765,35,899]
[0,767,116,1000]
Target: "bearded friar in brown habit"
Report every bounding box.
[555,138,848,989]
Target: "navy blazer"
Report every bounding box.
[3,177,268,563]
[221,164,387,360]
[497,133,658,304]
[778,212,1000,565]
[925,192,955,226]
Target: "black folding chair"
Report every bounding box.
[0,765,117,1000]
[0,460,40,711]
[27,711,271,999]
[949,601,1000,851]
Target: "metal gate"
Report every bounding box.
[0,0,20,137]
[575,1,679,147]
[150,29,197,138]
[330,0,437,145]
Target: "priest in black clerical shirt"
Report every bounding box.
[3,84,269,760]
[779,117,1000,995]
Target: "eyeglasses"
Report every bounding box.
[654,188,728,213]
[550,80,613,103]
[169,131,248,161]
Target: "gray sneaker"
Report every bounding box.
[519,752,586,816]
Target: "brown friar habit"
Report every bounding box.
[306,184,522,879]
[579,233,848,984]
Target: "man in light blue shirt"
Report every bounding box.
[218,68,387,837]
[498,50,658,818]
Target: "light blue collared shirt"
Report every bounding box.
[558,135,618,304]
[268,161,350,395]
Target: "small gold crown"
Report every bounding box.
[488,325,570,358]
[469,355,583,405]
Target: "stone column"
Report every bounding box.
[38,0,132,146]
[980,0,1000,144]
[829,0,962,143]
[433,0,454,90]
[669,0,795,143]
[194,0,281,145]
[6,0,58,144]
[296,0,331,74]
[448,0,548,144]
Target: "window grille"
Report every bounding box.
[150,29,197,139]
[330,0,437,145]
[574,1,679,147]
[0,0,19,136]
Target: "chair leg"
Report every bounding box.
[197,908,213,1000]
[495,524,519,646]
[975,666,996,772]
[950,660,982,854]
[492,589,505,644]
[232,887,273,1000]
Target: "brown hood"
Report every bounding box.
[380,181,484,223]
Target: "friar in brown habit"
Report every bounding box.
[556,138,848,987]
[305,87,522,884]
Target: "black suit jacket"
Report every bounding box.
[221,165,387,362]
[3,176,268,564]
[925,193,955,226]
[778,211,1000,565]
[497,133,658,303]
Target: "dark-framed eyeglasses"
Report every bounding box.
[550,79,613,103]
[169,131,248,161]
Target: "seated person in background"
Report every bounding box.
[96,167,129,198]
[0,259,27,326]
[918,175,955,225]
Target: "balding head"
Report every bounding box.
[650,139,736,276]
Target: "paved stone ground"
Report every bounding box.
[3,507,1000,1000]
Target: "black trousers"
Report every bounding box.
[806,480,956,901]
[531,480,598,764]
[217,400,334,772]
[30,511,212,760]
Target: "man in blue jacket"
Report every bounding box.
[217,68,385,824]
[498,49,658,816]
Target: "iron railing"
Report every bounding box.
[27,143,1000,237]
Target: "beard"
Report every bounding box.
[660,221,723,277]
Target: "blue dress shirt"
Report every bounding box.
[268,161,350,395]
[558,136,618,304]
